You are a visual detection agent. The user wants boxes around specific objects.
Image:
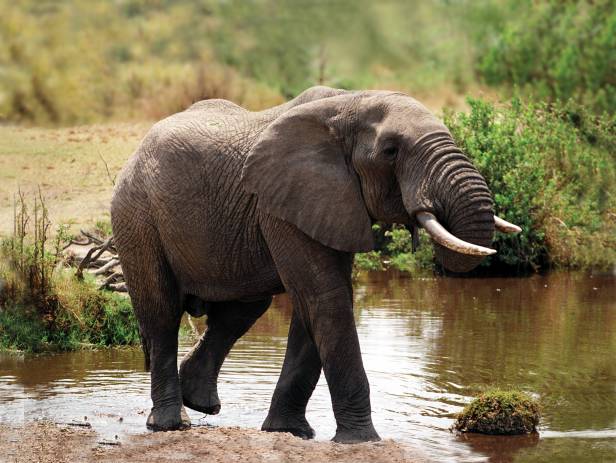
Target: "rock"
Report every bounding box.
[453,389,540,435]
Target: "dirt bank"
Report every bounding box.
[0,421,427,463]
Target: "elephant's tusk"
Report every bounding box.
[494,215,522,234]
[416,212,497,256]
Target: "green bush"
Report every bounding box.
[83,291,140,346]
[445,97,616,271]
[479,0,616,114]
[354,225,435,275]
[353,251,384,273]
[385,227,435,273]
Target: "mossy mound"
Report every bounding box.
[453,389,540,435]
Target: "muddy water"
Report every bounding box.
[1,272,615,462]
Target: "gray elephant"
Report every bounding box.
[110,86,519,443]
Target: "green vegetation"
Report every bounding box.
[0,194,139,352]
[353,225,434,275]
[0,0,523,125]
[453,389,541,435]
[446,98,616,271]
[0,283,139,352]
[478,0,615,114]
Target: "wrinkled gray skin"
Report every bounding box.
[111,86,494,443]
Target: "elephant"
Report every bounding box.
[110,86,520,443]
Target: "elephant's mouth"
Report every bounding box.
[415,211,520,256]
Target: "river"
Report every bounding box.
[1,271,615,462]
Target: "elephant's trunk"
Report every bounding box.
[398,131,495,272]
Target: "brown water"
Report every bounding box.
[1,272,615,462]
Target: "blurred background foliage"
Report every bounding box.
[0,0,614,273]
[0,0,519,124]
[1,0,613,124]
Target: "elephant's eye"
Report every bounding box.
[383,146,398,160]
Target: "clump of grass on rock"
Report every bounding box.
[453,389,540,435]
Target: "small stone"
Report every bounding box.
[453,389,540,435]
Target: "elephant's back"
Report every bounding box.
[115,106,277,298]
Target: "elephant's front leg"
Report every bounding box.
[179,298,271,414]
[307,284,379,443]
[262,219,380,443]
[262,309,322,439]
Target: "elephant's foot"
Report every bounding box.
[179,356,222,414]
[332,425,381,444]
[182,386,221,415]
[261,414,315,440]
[179,363,220,414]
[146,404,191,432]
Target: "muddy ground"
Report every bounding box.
[0,421,427,463]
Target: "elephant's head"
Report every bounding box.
[242,88,519,272]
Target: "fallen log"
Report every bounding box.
[64,231,127,293]
[93,258,121,275]
[76,237,114,280]
[108,282,128,293]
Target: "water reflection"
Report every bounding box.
[1,272,615,462]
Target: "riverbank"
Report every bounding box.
[0,421,425,463]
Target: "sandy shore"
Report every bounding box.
[0,421,427,463]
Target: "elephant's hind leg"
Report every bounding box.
[114,220,189,431]
[179,297,271,414]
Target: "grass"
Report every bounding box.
[453,388,541,435]
[0,123,149,235]
[0,278,140,352]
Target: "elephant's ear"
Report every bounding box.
[241,97,374,253]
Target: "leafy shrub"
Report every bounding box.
[353,251,384,273]
[0,190,69,309]
[354,225,435,275]
[385,227,434,273]
[479,0,616,114]
[445,97,616,271]
[0,278,140,352]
